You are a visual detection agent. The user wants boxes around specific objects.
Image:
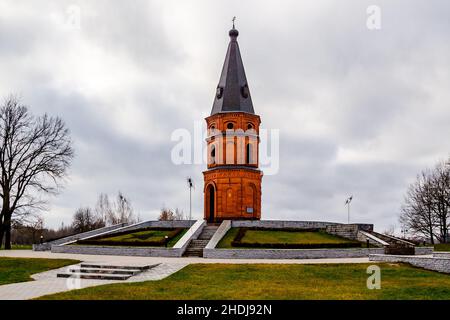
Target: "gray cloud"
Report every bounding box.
[0,0,449,233]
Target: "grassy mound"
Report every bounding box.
[76,228,188,247]
[217,228,364,249]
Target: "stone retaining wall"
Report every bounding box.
[205,220,231,249]
[231,220,341,229]
[433,251,450,258]
[173,220,206,253]
[203,247,384,259]
[326,224,360,240]
[51,244,183,257]
[33,223,129,251]
[95,220,196,239]
[369,254,450,274]
[50,220,202,257]
[415,247,434,255]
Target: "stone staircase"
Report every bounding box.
[57,263,158,280]
[183,224,219,257]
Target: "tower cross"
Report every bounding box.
[232,16,236,29]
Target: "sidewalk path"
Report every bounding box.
[0,250,370,300]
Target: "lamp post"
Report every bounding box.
[401,228,408,239]
[187,177,194,225]
[345,195,353,224]
[164,235,169,248]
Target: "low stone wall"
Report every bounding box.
[369,254,450,274]
[93,220,196,240]
[203,247,384,259]
[51,244,182,257]
[415,247,433,255]
[326,224,360,240]
[433,251,450,258]
[173,220,206,254]
[33,223,129,251]
[231,220,341,229]
[356,231,388,247]
[50,220,202,257]
[205,220,231,249]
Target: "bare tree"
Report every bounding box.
[95,193,113,225]
[114,191,134,224]
[0,96,74,249]
[72,207,104,233]
[400,160,450,243]
[158,207,175,221]
[174,208,184,220]
[158,207,184,221]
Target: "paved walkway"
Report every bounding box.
[0,250,370,300]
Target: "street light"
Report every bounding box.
[401,228,408,239]
[186,177,194,225]
[164,235,169,248]
[344,195,353,224]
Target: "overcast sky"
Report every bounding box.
[1,0,449,232]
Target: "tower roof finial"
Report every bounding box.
[229,16,239,38]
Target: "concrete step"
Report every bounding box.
[68,268,139,275]
[184,250,203,257]
[80,263,156,271]
[191,239,210,244]
[57,272,132,280]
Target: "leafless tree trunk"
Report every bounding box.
[0,96,74,249]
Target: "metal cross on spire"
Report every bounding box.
[232,16,236,29]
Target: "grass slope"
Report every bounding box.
[217,228,360,248]
[76,228,188,247]
[0,257,79,285]
[435,243,450,252]
[0,244,32,250]
[38,263,450,300]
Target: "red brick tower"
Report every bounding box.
[203,26,262,222]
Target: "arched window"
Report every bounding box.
[247,123,254,130]
[246,143,251,164]
[226,122,234,130]
[210,144,216,164]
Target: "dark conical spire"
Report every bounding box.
[211,26,254,115]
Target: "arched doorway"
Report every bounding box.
[206,184,215,222]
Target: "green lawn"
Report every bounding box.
[242,230,356,244]
[38,263,450,300]
[435,243,450,252]
[76,228,188,247]
[217,228,361,248]
[0,244,32,250]
[0,257,79,285]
